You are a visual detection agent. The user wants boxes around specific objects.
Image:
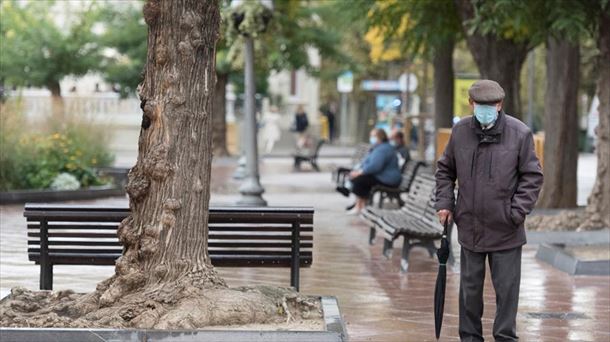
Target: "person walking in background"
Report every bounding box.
[292,104,309,151]
[262,105,281,154]
[435,80,543,342]
[346,128,401,215]
[322,103,336,143]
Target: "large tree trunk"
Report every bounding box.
[454,0,529,119]
[212,72,229,156]
[103,0,222,301]
[433,38,455,130]
[581,10,610,229]
[538,37,579,208]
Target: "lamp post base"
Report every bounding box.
[232,155,247,179]
[236,178,267,206]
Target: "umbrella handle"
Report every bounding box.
[442,218,449,237]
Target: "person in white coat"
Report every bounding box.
[262,105,282,154]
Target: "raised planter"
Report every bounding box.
[536,243,610,276]
[0,185,125,204]
[0,167,129,204]
[0,296,348,342]
[526,229,610,245]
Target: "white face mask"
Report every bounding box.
[369,136,378,145]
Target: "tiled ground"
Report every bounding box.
[1,157,608,342]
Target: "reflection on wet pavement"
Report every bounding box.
[1,158,608,341]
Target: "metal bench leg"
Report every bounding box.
[39,219,53,290]
[290,222,301,292]
[369,227,376,245]
[311,161,320,172]
[425,240,436,258]
[400,238,412,273]
[40,264,53,290]
[383,238,393,259]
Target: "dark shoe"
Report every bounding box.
[335,186,350,197]
[345,203,355,211]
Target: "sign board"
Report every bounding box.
[398,73,418,92]
[361,80,400,92]
[337,71,354,93]
[453,78,477,117]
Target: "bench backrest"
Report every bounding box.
[25,204,314,268]
[400,171,436,219]
[397,161,426,192]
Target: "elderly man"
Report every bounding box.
[435,80,543,341]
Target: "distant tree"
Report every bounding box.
[0,0,102,108]
[581,4,610,229]
[537,1,592,208]
[453,0,547,119]
[99,2,147,98]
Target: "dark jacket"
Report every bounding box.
[361,142,402,186]
[294,112,309,132]
[435,112,543,252]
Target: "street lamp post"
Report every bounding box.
[237,35,266,206]
[231,0,272,206]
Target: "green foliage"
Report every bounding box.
[0,101,113,191]
[98,2,147,98]
[365,0,462,57]
[0,0,103,91]
[222,0,348,79]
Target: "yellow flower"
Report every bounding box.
[63,149,69,153]
[70,156,76,160]
[75,150,82,156]
[91,158,97,165]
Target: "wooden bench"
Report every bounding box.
[25,204,314,291]
[293,139,325,171]
[361,172,454,272]
[368,160,426,208]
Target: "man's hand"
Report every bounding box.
[437,209,453,225]
[349,170,362,179]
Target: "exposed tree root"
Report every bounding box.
[0,283,322,329]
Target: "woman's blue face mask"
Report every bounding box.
[474,104,498,125]
[369,136,378,145]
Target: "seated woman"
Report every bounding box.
[346,128,402,215]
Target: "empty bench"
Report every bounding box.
[362,171,454,272]
[25,204,314,291]
[293,139,325,171]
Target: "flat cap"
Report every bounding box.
[468,79,505,103]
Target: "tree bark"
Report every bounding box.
[212,72,229,156]
[538,37,579,208]
[47,80,65,119]
[454,0,529,119]
[433,38,455,130]
[101,0,223,305]
[581,10,610,229]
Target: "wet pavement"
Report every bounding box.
[1,157,608,341]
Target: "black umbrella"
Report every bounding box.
[434,219,450,340]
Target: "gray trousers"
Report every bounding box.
[459,246,522,342]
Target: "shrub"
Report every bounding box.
[50,173,81,190]
[0,99,115,190]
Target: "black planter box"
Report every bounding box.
[0,296,347,342]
